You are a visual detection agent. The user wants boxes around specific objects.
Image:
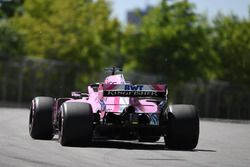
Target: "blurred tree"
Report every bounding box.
[213,14,250,85]
[0,22,25,59]
[122,0,219,86]
[0,0,24,59]
[11,0,120,89]
[0,0,23,19]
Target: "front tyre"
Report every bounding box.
[164,105,199,150]
[29,97,54,140]
[59,102,93,146]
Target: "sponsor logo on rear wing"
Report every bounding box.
[101,84,167,97]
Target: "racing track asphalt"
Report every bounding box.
[0,108,250,167]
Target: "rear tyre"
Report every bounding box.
[164,105,199,150]
[59,102,93,146]
[29,97,54,140]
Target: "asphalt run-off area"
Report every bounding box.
[0,108,249,167]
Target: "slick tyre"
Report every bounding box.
[59,102,93,146]
[29,97,54,140]
[164,105,199,150]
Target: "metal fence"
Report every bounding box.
[0,57,67,105]
[174,80,250,120]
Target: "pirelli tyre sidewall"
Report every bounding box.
[29,97,54,140]
[59,102,93,146]
[164,104,199,150]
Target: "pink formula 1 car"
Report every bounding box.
[29,67,199,150]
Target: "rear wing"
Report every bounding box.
[101,84,167,98]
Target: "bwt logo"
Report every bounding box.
[125,85,143,90]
